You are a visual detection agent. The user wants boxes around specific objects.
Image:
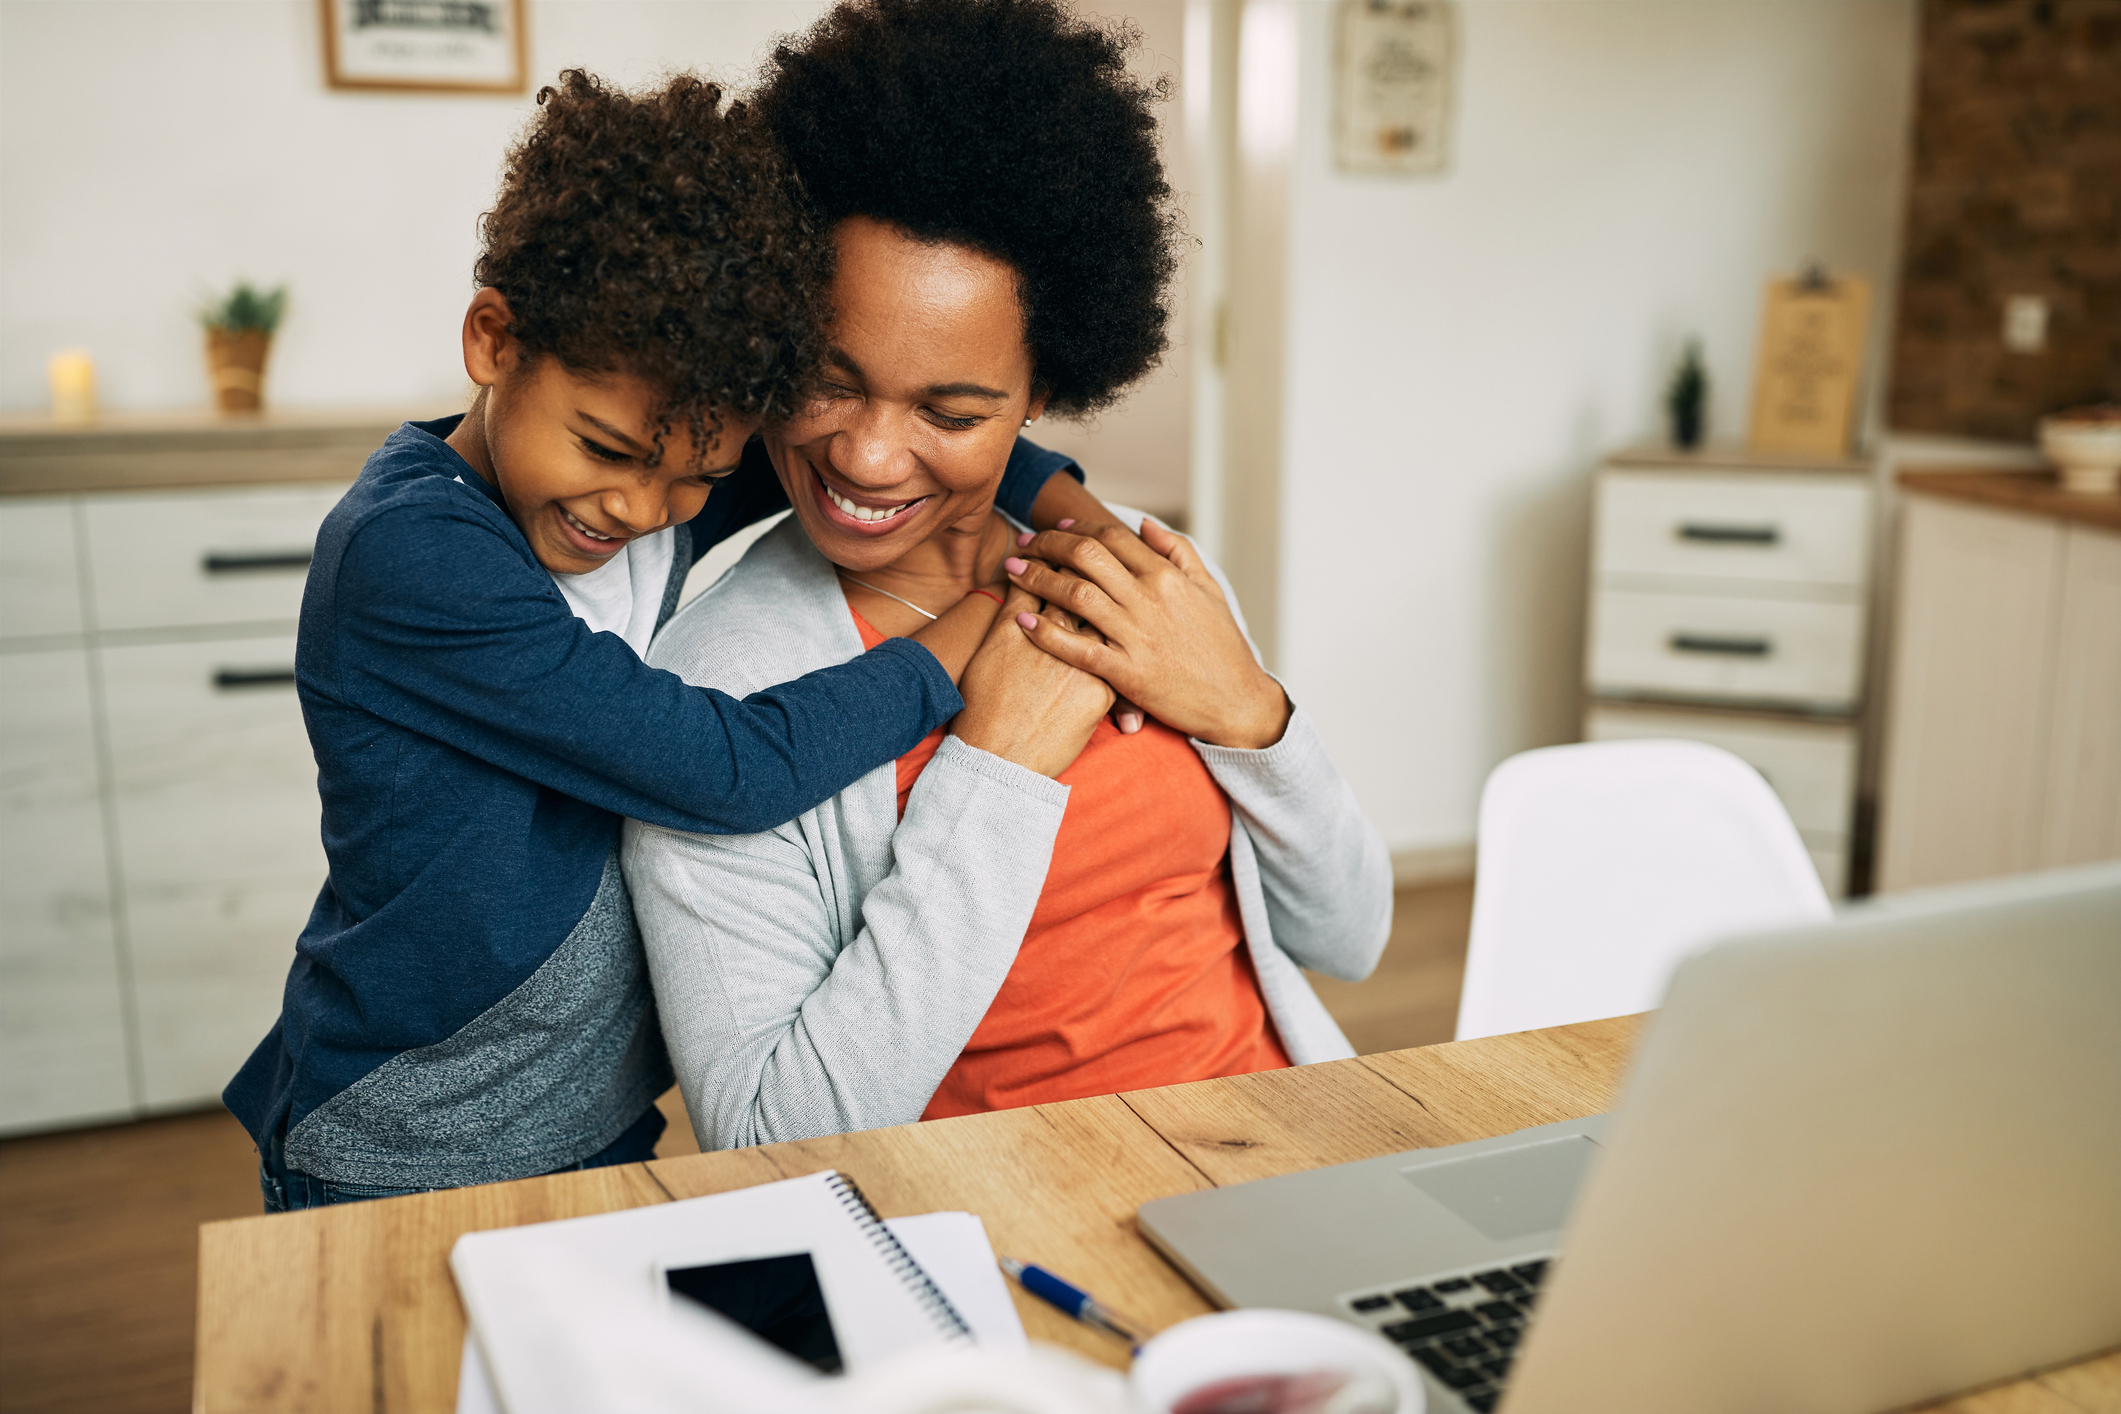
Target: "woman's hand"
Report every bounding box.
[1018,480,1145,734]
[1003,519,1291,751]
[950,585,1116,779]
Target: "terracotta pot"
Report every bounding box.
[206,327,273,413]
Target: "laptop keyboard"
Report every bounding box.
[1342,1257,1551,1413]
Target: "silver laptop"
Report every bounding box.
[1139,863,2121,1414]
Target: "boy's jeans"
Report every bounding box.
[257,1104,668,1211]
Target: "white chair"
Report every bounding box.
[1454,738,1831,1041]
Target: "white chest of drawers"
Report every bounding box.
[1581,446,1876,895]
[1,409,420,1135]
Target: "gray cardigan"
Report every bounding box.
[621,511,1393,1151]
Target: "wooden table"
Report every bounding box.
[193,1018,2118,1413]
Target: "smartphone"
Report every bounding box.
[660,1250,844,1375]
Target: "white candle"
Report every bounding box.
[48,350,97,423]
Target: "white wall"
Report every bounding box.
[0,0,834,415]
[1268,0,1918,857]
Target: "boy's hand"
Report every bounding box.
[951,585,1115,779]
[908,590,1005,686]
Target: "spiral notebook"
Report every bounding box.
[452,1170,973,1413]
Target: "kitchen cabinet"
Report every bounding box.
[98,633,321,1109]
[1877,475,2121,890]
[0,631,132,1130]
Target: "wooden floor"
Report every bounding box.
[0,880,1470,1414]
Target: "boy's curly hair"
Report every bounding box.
[475,70,827,466]
[755,0,1180,417]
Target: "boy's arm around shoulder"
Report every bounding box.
[623,732,1067,1151]
[322,500,961,836]
[999,435,1085,528]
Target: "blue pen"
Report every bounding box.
[999,1257,1147,1347]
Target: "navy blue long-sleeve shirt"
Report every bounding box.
[225,416,1075,1186]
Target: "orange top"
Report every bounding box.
[848,604,1291,1118]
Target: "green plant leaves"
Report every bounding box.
[200,282,288,334]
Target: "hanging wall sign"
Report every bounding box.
[320,0,528,95]
[1746,272,1873,458]
[1335,0,1455,176]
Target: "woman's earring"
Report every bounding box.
[1023,418,1032,427]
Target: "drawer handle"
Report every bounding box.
[213,667,298,691]
[1669,633,1771,657]
[1676,523,1780,545]
[203,550,313,574]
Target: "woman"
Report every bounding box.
[622,0,1391,1151]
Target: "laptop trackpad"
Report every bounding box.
[1400,1134,1601,1242]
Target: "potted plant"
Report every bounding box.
[201,282,287,413]
[1666,339,1708,450]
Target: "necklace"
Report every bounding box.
[838,572,939,622]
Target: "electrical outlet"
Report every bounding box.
[2003,295,2049,353]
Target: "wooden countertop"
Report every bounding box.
[0,406,455,496]
[1899,467,2121,534]
[192,1015,2119,1414]
[1606,441,1872,475]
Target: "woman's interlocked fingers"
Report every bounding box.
[1002,518,1291,751]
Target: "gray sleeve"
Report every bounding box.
[622,734,1068,1151]
[1194,705,1393,983]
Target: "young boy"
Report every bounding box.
[227,70,1093,1208]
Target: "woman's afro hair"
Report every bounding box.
[755,0,1181,417]
[474,70,829,466]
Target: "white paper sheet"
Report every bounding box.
[454,1210,1025,1413]
[882,1212,1028,1354]
[457,1336,502,1414]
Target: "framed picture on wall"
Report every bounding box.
[320,0,528,94]
[1335,0,1455,175]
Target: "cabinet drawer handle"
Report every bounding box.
[1676,523,1780,545]
[1669,633,1771,657]
[203,550,313,574]
[213,667,298,691]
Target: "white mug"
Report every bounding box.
[1128,1310,1425,1414]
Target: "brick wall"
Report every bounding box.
[1887,0,2121,440]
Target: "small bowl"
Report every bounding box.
[2039,411,2121,495]
[1129,1310,1426,1414]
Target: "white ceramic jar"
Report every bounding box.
[2039,410,2121,495]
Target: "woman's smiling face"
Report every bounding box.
[766,216,1045,571]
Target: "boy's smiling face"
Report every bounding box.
[448,290,757,576]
